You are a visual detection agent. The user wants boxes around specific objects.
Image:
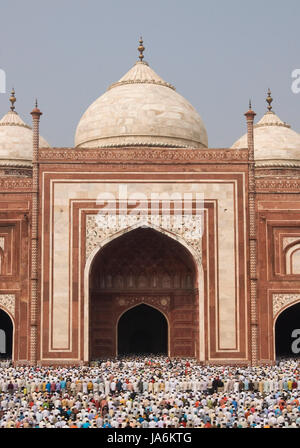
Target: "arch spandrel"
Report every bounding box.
[272,293,300,321]
[85,214,203,265]
[0,294,15,320]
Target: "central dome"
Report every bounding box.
[75,53,208,149]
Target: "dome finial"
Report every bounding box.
[266,88,273,112]
[9,88,16,112]
[138,36,145,62]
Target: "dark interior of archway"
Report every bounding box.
[275,302,300,359]
[118,304,167,356]
[0,309,13,359]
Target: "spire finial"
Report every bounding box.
[138,36,145,62]
[9,88,16,112]
[245,98,256,120]
[31,98,42,118]
[266,88,273,112]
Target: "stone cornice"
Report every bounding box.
[0,160,32,168]
[38,147,249,164]
[255,160,300,168]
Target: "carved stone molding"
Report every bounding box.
[116,296,170,311]
[255,160,300,168]
[256,178,300,192]
[3,168,32,177]
[0,294,15,318]
[0,161,32,168]
[0,177,32,191]
[273,293,300,318]
[85,213,202,263]
[39,147,248,163]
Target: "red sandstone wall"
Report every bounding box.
[37,148,250,365]
[0,181,32,362]
[256,186,300,362]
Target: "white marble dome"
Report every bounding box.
[75,61,208,149]
[232,109,300,167]
[0,109,50,167]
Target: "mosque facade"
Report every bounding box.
[0,40,300,366]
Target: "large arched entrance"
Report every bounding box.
[275,302,300,359]
[118,304,168,356]
[89,227,197,360]
[0,309,13,359]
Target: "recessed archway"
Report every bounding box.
[275,301,300,359]
[88,226,198,360]
[117,304,168,356]
[0,308,13,359]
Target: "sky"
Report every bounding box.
[0,0,299,148]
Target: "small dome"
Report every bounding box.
[232,94,300,167]
[75,58,208,149]
[0,109,50,167]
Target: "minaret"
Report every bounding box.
[245,100,256,167]
[30,100,42,365]
[245,100,258,365]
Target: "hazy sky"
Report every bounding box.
[0,0,299,148]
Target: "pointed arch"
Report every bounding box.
[273,299,300,359]
[116,303,169,356]
[86,221,202,266]
[284,240,300,275]
[83,223,204,362]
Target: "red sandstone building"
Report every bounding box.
[0,42,300,366]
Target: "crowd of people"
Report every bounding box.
[0,356,299,428]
